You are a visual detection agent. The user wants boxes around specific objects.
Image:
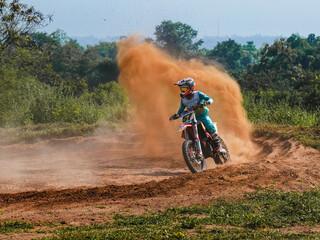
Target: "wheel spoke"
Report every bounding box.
[188,145,201,170]
[183,140,206,173]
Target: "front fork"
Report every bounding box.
[192,120,203,159]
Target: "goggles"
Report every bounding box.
[180,87,188,92]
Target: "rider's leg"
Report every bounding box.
[197,114,225,152]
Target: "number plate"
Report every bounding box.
[182,114,192,123]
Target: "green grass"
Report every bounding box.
[95,206,106,209]
[2,189,320,239]
[0,220,34,233]
[43,228,318,240]
[37,189,320,239]
[166,189,320,228]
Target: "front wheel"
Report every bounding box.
[182,140,207,173]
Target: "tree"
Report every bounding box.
[287,34,305,49]
[286,33,320,71]
[30,30,120,93]
[50,39,83,80]
[30,29,69,49]
[0,0,58,87]
[87,58,119,89]
[77,42,119,89]
[239,39,301,90]
[96,42,117,60]
[0,0,51,54]
[154,20,203,58]
[208,39,242,70]
[241,41,259,67]
[307,33,320,47]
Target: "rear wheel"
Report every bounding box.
[213,137,231,164]
[182,140,207,173]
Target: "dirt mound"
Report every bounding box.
[0,133,319,211]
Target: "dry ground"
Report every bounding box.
[0,131,319,239]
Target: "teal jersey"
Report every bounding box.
[177,91,214,117]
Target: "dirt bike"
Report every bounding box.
[171,103,231,173]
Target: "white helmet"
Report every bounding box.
[174,77,195,97]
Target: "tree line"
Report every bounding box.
[0,0,319,127]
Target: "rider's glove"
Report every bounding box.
[203,101,211,106]
[169,113,179,121]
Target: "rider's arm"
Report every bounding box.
[177,99,186,116]
[198,91,213,105]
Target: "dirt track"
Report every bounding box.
[0,131,319,228]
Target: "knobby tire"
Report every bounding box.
[182,140,207,173]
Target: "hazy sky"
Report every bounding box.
[23,0,320,38]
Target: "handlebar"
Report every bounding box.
[170,102,209,121]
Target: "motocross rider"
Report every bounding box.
[169,77,226,154]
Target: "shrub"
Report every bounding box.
[0,65,128,127]
[243,90,320,126]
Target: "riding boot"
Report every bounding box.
[211,132,226,153]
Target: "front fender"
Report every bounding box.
[177,124,192,133]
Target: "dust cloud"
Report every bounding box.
[117,36,256,163]
[0,137,103,192]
